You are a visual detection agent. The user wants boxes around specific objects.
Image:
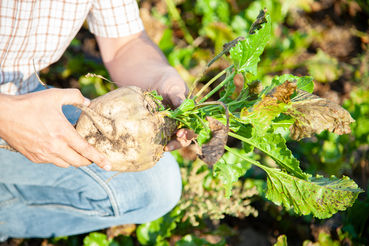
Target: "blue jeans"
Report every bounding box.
[0,84,182,238]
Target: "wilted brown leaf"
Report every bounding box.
[242,81,296,134]
[106,224,136,240]
[254,81,296,110]
[272,81,297,103]
[287,91,354,140]
[199,117,228,166]
[248,80,262,96]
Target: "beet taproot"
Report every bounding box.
[76,86,176,172]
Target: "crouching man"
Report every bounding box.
[0,0,190,239]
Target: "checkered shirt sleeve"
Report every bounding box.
[0,0,145,95]
[87,0,144,37]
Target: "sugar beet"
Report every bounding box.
[76,86,176,172]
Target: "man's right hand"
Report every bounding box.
[0,88,111,170]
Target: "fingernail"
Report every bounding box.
[83,98,90,106]
[103,161,112,171]
[174,97,185,108]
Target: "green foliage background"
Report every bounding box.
[32,0,369,245]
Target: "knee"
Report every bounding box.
[111,152,182,223]
[138,153,182,222]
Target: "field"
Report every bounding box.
[2,0,369,245]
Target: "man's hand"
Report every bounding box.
[0,88,111,170]
[155,73,195,152]
[155,74,195,152]
[96,31,193,151]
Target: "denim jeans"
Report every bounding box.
[0,84,182,238]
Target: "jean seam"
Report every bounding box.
[0,198,18,208]
[27,204,110,216]
[5,183,110,217]
[0,184,20,208]
[79,166,120,217]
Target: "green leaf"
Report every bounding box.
[168,46,195,68]
[274,235,288,246]
[195,0,231,50]
[303,231,341,246]
[249,132,307,179]
[156,241,170,246]
[136,207,181,245]
[83,232,110,246]
[228,130,308,179]
[229,11,271,75]
[114,236,134,246]
[342,190,369,241]
[263,166,363,219]
[242,141,254,153]
[265,74,314,95]
[213,148,253,197]
[79,76,108,98]
[159,28,175,55]
[149,90,164,101]
[195,0,231,36]
[241,79,299,135]
[203,22,235,54]
[231,15,249,37]
[296,76,314,93]
[225,144,362,219]
[175,234,226,246]
[171,99,196,117]
[219,70,236,102]
[233,122,253,138]
[197,127,211,146]
[241,100,286,134]
[307,49,342,83]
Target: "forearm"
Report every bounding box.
[97,31,179,89]
[0,93,20,136]
[96,31,187,106]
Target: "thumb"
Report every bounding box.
[165,83,188,108]
[57,88,90,107]
[169,92,185,108]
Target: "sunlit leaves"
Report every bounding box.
[229,130,307,180]
[164,8,361,220]
[170,99,196,118]
[226,148,363,219]
[241,81,297,134]
[136,207,182,245]
[241,101,286,134]
[263,166,363,218]
[83,232,134,246]
[83,232,110,246]
[296,76,314,93]
[274,235,288,246]
[195,0,234,53]
[263,74,314,96]
[213,148,253,197]
[307,49,343,83]
[229,10,271,75]
[176,234,226,246]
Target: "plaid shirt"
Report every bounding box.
[0,0,144,95]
